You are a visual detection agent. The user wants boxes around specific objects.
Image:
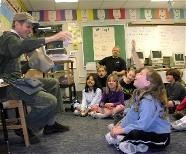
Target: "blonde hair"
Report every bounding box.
[130,67,168,119]
[97,65,107,72]
[125,67,137,76]
[105,74,122,94]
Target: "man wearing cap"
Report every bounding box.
[0,12,72,144]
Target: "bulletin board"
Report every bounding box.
[82,25,125,65]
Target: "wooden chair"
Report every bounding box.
[0,100,30,147]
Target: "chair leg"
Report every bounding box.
[73,83,76,98]
[18,101,30,147]
[69,86,73,103]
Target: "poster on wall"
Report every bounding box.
[68,22,82,44]
[93,27,115,60]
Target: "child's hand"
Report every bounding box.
[110,126,124,138]
[110,128,118,138]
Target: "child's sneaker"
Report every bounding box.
[119,142,148,154]
[171,119,182,126]
[74,110,80,116]
[119,141,136,154]
[107,123,114,131]
[172,122,186,131]
[136,143,149,152]
[91,112,105,119]
[105,132,124,145]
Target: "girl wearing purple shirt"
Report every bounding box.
[91,74,124,118]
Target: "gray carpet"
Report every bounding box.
[0,91,186,153]
[0,110,186,154]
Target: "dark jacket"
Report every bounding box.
[0,31,45,83]
[166,81,186,101]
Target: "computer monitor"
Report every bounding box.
[136,51,145,64]
[150,50,163,66]
[173,53,185,66]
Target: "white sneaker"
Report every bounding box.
[105,132,124,145]
[73,102,80,108]
[119,142,136,154]
[172,122,186,131]
[171,119,182,127]
[91,112,105,119]
[74,110,80,116]
[119,142,148,154]
[108,123,114,131]
[136,143,149,152]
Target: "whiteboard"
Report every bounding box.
[125,26,186,58]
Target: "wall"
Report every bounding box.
[40,19,186,91]
[33,8,185,91]
[1,4,186,91]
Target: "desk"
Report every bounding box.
[0,83,10,153]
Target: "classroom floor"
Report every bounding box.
[0,92,186,154]
[0,110,185,154]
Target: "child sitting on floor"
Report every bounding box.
[74,74,102,116]
[166,68,186,113]
[96,65,108,91]
[105,67,171,153]
[120,68,136,115]
[91,74,124,119]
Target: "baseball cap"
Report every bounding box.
[13,12,39,25]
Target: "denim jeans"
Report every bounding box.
[7,78,64,132]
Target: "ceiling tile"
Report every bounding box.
[100,1,126,9]
[122,1,148,8]
[21,0,186,11]
[171,1,186,9]
[78,1,103,9]
[55,3,78,10]
[145,2,168,8]
[79,0,103,1]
